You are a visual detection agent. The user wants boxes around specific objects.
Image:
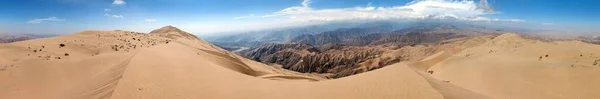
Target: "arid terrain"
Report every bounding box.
[1,26,600,99]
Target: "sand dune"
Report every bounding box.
[415,33,600,99]
[2,26,599,99]
[0,27,444,99]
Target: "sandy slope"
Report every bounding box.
[0,31,172,99]
[405,36,497,99]
[420,33,600,99]
[0,29,444,99]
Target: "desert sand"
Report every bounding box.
[412,33,600,99]
[0,27,443,99]
[1,26,599,99]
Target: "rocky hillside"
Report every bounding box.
[291,27,390,45]
[290,24,473,46]
[241,43,319,60]
[239,43,405,78]
[369,32,466,46]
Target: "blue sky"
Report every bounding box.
[0,0,599,35]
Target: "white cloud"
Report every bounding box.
[145,18,157,22]
[104,8,112,12]
[113,0,125,5]
[242,0,519,23]
[477,0,495,13]
[194,0,527,35]
[301,0,312,7]
[104,13,123,18]
[27,17,65,24]
[233,14,257,19]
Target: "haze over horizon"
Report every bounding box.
[1,0,599,36]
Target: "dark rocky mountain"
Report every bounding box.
[290,23,476,46]
[369,30,467,46]
[240,43,319,61]
[206,21,409,51]
[0,33,55,43]
[239,43,401,78]
[291,27,390,45]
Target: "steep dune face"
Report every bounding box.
[0,26,445,99]
[421,33,600,99]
